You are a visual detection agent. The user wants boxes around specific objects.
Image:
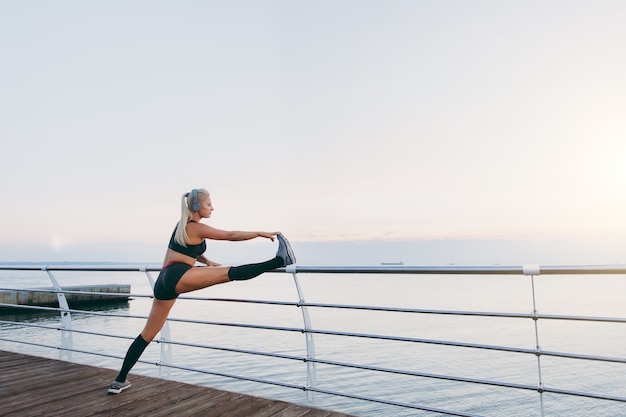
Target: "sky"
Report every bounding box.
[2,1,626,264]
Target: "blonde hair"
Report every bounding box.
[174,188,209,246]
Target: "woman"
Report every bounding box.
[108,188,295,394]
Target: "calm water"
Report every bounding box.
[1,266,625,417]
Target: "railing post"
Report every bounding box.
[524,264,545,417]
[43,266,73,361]
[142,267,172,378]
[288,264,317,403]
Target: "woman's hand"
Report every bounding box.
[197,255,221,267]
[258,231,280,242]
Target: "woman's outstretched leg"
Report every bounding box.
[230,234,296,280]
[175,234,296,292]
[172,259,281,293]
[227,257,283,280]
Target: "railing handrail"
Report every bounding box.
[1,263,626,275]
[291,264,626,275]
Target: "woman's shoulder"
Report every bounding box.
[184,220,208,242]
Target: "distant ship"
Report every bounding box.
[380,261,404,265]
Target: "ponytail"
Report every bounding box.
[174,188,209,246]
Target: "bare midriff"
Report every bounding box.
[162,249,196,268]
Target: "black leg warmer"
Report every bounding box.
[115,335,149,382]
[227,257,284,281]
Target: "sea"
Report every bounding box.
[1,264,625,417]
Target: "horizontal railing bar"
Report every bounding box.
[304,303,530,318]
[2,264,626,275]
[301,304,626,324]
[0,303,71,313]
[286,266,526,275]
[305,303,626,323]
[158,339,305,362]
[0,265,163,272]
[164,316,304,333]
[155,360,306,391]
[174,305,626,328]
[533,265,626,275]
[179,295,298,306]
[541,386,626,403]
[287,265,626,275]
[199,297,531,318]
[0,303,307,334]
[307,328,535,353]
[535,313,626,324]
[539,350,626,364]
[0,337,72,353]
[0,320,62,332]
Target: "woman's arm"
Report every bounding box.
[191,223,279,242]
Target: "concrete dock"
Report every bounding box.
[0,285,130,310]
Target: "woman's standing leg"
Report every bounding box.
[108,298,176,393]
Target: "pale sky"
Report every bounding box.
[2,1,626,263]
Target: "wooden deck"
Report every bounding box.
[0,350,355,417]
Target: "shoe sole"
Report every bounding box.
[278,234,296,265]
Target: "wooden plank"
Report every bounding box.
[0,351,355,417]
[96,380,212,416]
[139,388,236,417]
[0,359,101,409]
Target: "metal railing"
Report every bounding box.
[0,264,625,417]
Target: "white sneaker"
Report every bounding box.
[107,379,131,394]
[276,234,296,266]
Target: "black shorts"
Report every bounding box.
[153,262,191,300]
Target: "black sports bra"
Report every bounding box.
[167,221,206,258]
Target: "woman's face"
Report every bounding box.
[198,196,214,218]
